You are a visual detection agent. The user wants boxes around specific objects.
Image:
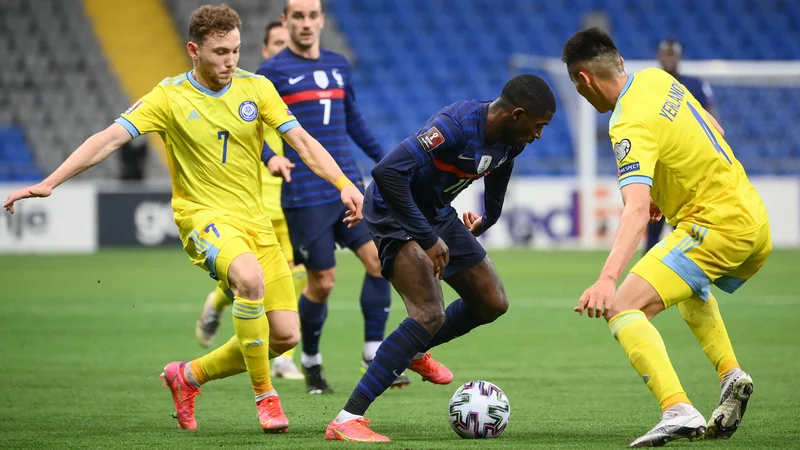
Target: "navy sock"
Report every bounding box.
[344,318,432,415]
[426,298,489,350]
[360,274,391,343]
[298,293,327,357]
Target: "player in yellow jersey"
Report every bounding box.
[195,20,306,381]
[4,5,363,434]
[562,28,770,447]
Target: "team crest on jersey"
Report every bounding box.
[614,138,631,161]
[239,101,258,122]
[314,70,330,89]
[417,126,445,151]
[477,155,493,174]
[124,100,143,115]
[332,68,344,87]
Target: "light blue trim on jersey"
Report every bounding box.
[189,230,221,280]
[610,75,635,127]
[619,75,634,101]
[277,119,300,134]
[714,275,747,294]
[619,175,653,188]
[662,249,711,300]
[115,117,140,138]
[187,71,232,98]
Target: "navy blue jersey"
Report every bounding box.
[677,74,713,109]
[257,48,384,208]
[368,100,523,249]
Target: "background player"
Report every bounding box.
[4,5,363,434]
[258,0,404,394]
[195,20,305,381]
[644,39,718,254]
[326,75,556,442]
[562,28,768,447]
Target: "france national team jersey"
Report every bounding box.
[257,48,384,208]
[676,74,713,110]
[366,100,523,250]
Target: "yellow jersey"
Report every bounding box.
[261,128,285,220]
[116,68,298,229]
[610,68,768,234]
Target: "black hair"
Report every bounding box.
[561,27,620,73]
[263,21,283,45]
[500,74,556,116]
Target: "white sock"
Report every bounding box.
[334,409,362,424]
[413,352,426,360]
[720,367,742,388]
[301,352,322,368]
[255,389,278,403]
[363,341,381,361]
[183,362,201,388]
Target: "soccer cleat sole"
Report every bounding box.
[263,425,289,434]
[629,425,706,448]
[704,376,754,440]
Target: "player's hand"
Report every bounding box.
[462,211,485,237]
[425,238,450,280]
[340,184,364,228]
[649,199,663,223]
[4,183,52,214]
[266,156,295,182]
[574,276,616,319]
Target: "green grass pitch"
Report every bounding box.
[1,249,798,449]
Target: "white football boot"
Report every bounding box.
[704,368,753,439]
[271,355,305,380]
[629,403,706,448]
[195,292,221,348]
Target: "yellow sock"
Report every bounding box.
[191,336,246,385]
[210,285,232,313]
[678,293,740,380]
[232,297,273,395]
[609,310,690,411]
[278,265,307,361]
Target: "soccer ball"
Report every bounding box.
[448,380,510,439]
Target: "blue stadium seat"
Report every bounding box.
[0,125,42,181]
[330,0,800,175]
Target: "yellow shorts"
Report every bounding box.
[272,217,294,264]
[176,212,296,312]
[632,221,772,307]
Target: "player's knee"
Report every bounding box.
[415,307,445,333]
[231,270,265,300]
[308,270,336,300]
[483,293,509,322]
[270,329,300,354]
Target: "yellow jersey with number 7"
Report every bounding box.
[116,68,298,227]
[610,68,768,234]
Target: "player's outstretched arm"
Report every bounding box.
[575,183,651,317]
[4,123,132,213]
[282,126,363,225]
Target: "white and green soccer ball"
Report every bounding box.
[448,380,511,439]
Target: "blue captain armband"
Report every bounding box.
[619,175,652,188]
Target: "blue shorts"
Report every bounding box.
[283,200,373,272]
[364,200,487,280]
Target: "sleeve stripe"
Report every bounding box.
[277,119,300,134]
[115,117,140,138]
[619,175,653,188]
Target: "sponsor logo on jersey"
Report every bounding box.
[313,70,330,89]
[239,100,258,122]
[288,75,305,85]
[417,126,445,151]
[613,138,631,161]
[124,100,143,115]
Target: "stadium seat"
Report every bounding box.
[327,0,800,175]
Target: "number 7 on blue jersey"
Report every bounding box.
[218,130,230,163]
[687,103,731,164]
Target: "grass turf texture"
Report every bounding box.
[0,249,798,449]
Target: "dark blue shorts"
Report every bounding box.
[364,200,487,280]
[283,200,373,272]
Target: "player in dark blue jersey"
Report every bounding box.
[325,75,556,442]
[645,38,717,253]
[256,0,406,395]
